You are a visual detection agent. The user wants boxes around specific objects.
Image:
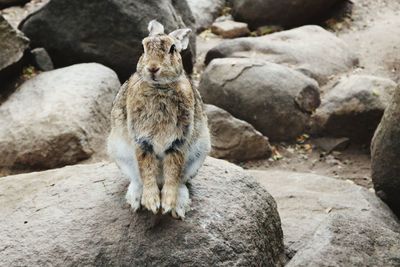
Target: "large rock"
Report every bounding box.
[0,14,29,82]
[205,25,358,85]
[371,86,400,217]
[187,0,225,31]
[205,104,272,161]
[20,0,196,81]
[0,158,285,266]
[0,0,29,8]
[250,170,400,266]
[199,58,320,141]
[313,75,397,143]
[232,0,344,29]
[0,63,120,170]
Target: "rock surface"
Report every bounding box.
[205,104,272,161]
[0,158,285,266]
[250,170,400,266]
[211,20,250,38]
[232,0,344,29]
[313,75,397,143]
[199,58,320,141]
[205,25,358,85]
[371,86,400,217]
[0,63,120,170]
[187,0,225,31]
[0,14,29,82]
[20,0,196,81]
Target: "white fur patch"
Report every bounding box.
[172,184,191,219]
[183,128,211,182]
[107,132,140,182]
[126,181,143,211]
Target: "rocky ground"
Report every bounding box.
[1,0,400,265]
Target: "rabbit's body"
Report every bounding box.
[108,20,210,218]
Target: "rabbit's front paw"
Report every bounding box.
[161,184,178,214]
[125,182,143,211]
[141,185,161,214]
[171,184,191,219]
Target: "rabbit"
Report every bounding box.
[107,20,211,219]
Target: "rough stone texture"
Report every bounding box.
[0,63,120,170]
[211,20,250,38]
[187,0,225,31]
[0,0,29,8]
[20,0,196,81]
[205,25,358,85]
[0,14,29,82]
[205,104,272,161]
[232,0,344,29]
[250,170,400,267]
[371,86,400,217]
[0,158,285,267]
[31,47,54,71]
[313,75,397,143]
[199,58,320,141]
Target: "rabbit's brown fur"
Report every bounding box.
[108,20,210,218]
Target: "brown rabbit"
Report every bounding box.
[107,20,211,219]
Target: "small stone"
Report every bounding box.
[211,20,250,38]
[31,48,54,71]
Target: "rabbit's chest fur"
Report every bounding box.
[127,83,194,156]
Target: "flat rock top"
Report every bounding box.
[0,157,284,267]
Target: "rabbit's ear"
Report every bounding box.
[148,20,165,36]
[169,28,191,51]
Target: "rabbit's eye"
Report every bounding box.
[169,44,176,54]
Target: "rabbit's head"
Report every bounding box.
[137,20,191,84]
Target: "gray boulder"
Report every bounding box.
[205,104,272,161]
[199,58,320,141]
[0,15,29,82]
[313,75,397,143]
[371,86,400,217]
[205,25,358,85]
[250,170,400,266]
[232,0,344,29]
[187,0,225,31]
[0,63,120,170]
[20,0,196,81]
[0,158,285,266]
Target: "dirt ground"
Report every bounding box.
[242,141,373,189]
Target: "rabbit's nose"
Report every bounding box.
[148,67,160,73]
